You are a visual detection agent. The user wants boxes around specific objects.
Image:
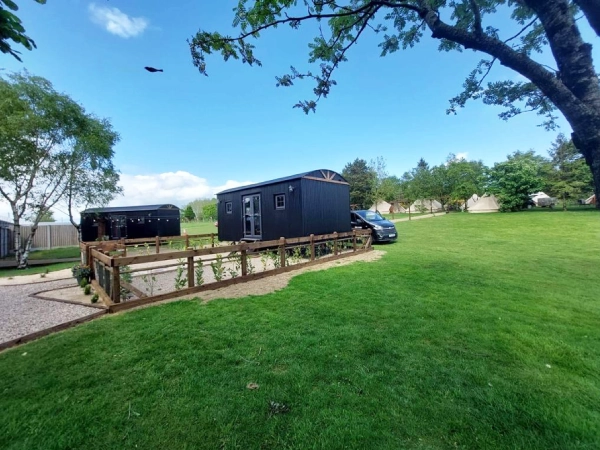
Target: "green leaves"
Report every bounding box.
[488,151,545,211]
[0,0,46,61]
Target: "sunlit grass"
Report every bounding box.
[0,210,598,449]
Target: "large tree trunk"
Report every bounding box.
[11,205,24,268]
[19,228,38,269]
[573,132,600,208]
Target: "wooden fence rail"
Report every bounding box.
[87,230,372,313]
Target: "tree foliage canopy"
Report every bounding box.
[0,71,120,267]
[0,0,45,61]
[342,158,376,209]
[191,0,600,207]
[487,150,544,211]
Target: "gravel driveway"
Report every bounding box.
[0,278,101,346]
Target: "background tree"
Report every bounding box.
[369,156,388,207]
[63,118,122,238]
[379,175,402,203]
[0,71,120,268]
[488,151,545,211]
[430,163,452,211]
[445,156,487,209]
[410,158,434,212]
[545,134,594,209]
[1,0,45,61]
[185,198,216,220]
[191,0,600,208]
[38,210,55,222]
[202,202,217,221]
[342,158,376,209]
[182,205,196,222]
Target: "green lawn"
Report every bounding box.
[180,220,218,235]
[1,211,599,449]
[0,246,80,278]
[28,246,80,260]
[0,261,75,278]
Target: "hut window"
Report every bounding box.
[226,202,233,214]
[275,194,286,210]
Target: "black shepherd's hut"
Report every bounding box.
[80,204,180,242]
[216,169,351,242]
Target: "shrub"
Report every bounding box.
[91,293,99,303]
[80,278,89,288]
[84,284,92,295]
[72,264,91,284]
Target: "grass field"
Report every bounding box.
[180,220,218,235]
[0,210,599,449]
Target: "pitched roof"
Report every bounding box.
[216,169,347,195]
[81,204,180,214]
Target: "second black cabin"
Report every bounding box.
[80,204,181,242]
[216,169,351,242]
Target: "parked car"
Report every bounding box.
[351,210,398,243]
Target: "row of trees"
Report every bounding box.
[342,135,594,212]
[0,72,121,268]
[181,199,217,222]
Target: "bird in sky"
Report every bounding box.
[144,66,163,73]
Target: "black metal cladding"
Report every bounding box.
[216,170,350,242]
[80,204,180,241]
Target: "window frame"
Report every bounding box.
[274,194,286,210]
[225,202,233,214]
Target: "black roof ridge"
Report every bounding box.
[81,204,180,214]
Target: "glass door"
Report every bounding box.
[243,194,262,238]
[111,215,127,239]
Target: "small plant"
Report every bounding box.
[210,254,225,282]
[141,270,157,296]
[39,268,49,278]
[72,264,91,284]
[269,251,281,269]
[246,258,255,275]
[91,293,99,303]
[227,253,242,278]
[174,259,187,291]
[195,261,204,286]
[79,278,89,288]
[120,266,132,301]
[84,284,92,295]
[260,252,269,271]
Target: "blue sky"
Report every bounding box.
[1,1,598,220]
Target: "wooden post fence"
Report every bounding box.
[279,237,286,268]
[240,243,248,276]
[187,256,194,288]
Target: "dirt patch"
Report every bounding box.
[138,249,385,309]
[34,285,102,307]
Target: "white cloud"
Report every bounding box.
[88,3,149,38]
[455,152,469,160]
[112,171,254,208]
[0,171,254,223]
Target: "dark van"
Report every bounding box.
[351,210,398,243]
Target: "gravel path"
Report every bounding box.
[0,279,100,345]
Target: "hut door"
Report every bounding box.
[111,215,127,239]
[243,194,262,238]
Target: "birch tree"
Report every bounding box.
[0,72,120,268]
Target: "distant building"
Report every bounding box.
[80,204,180,241]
